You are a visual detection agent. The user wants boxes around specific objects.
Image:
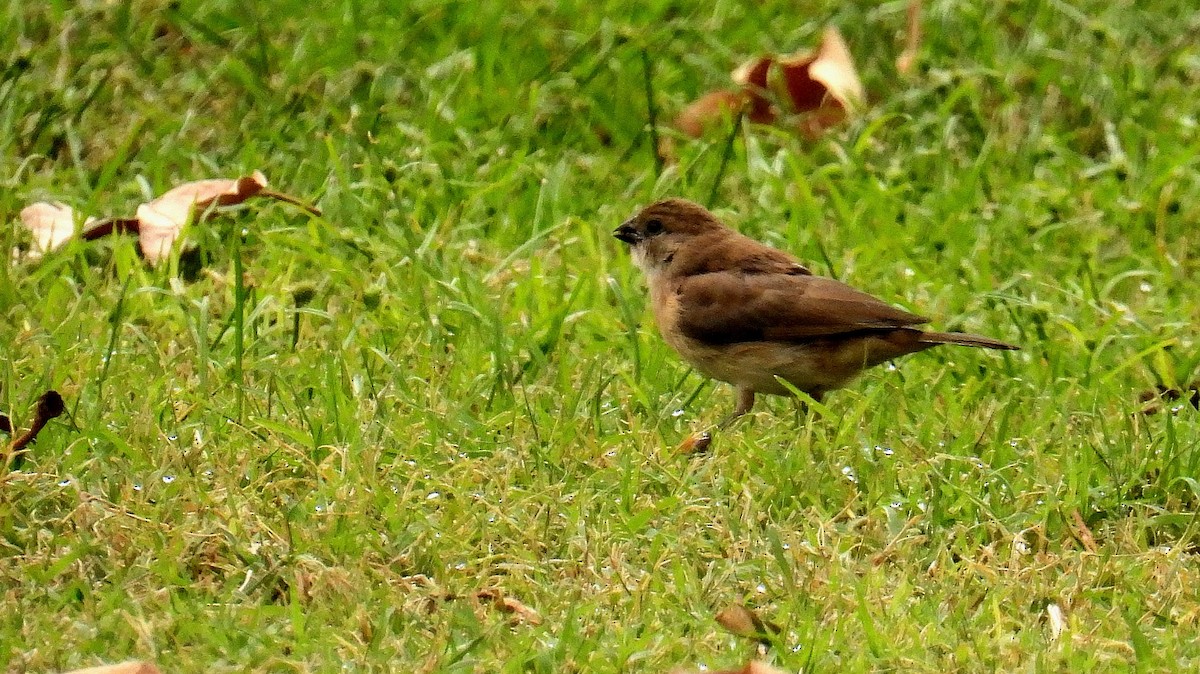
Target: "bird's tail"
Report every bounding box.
[918,331,1019,351]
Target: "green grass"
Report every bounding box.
[2,0,1199,671]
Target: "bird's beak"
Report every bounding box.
[613,220,640,245]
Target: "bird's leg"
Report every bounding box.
[717,387,756,430]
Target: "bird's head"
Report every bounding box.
[613,198,726,277]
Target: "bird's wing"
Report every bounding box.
[676,272,929,344]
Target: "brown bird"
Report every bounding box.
[613,198,1018,433]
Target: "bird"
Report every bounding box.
[613,198,1018,438]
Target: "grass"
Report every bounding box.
[2,0,1199,671]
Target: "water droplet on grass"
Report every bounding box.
[167,434,178,441]
[671,409,685,417]
[162,475,176,484]
[133,483,143,492]
[1139,281,1153,292]
[203,469,214,478]
[891,501,903,509]
[881,446,894,457]
[756,584,766,593]
[426,491,441,500]
[58,479,71,487]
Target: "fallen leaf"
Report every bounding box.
[475,589,542,625]
[715,604,780,643]
[19,202,83,258]
[675,90,747,138]
[672,662,787,674]
[896,0,922,75]
[1069,509,1098,553]
[59,662,162,674]
[731,57,776,124]
[1138,381,1200,415]
[677,27,865,139]
[19,171,321,266]
[677,430,713,454]
[1046,603,1067,640]
[775,26,865,135]
[5,390,65,470]
[136,171,270,264]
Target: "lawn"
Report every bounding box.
[2,0,1199,671]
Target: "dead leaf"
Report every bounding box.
[59,662,162,674]
[1138,381,1200,415]
[6,388,65,460]
[776,26,865,135]
[19,171,321,266]
[475,589,542,625]
[897,0,922,75]
[19,202,83,258]
[1069,509,1098,553]
[715,604,780,643]
[677,27,864,139]
[677,430,713,454]
[672,662,787,674]
[1046,603,1067,640]
[731,57,777,124]
[676,90,747,138]
[136,171,269,264]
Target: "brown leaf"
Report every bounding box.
[673,662,788,674]
[778,27,865,117]
[475,589,542,625]
[1137,381,1200,415]
[135,171,269,264]
[676,90,747,138]
[676,431,713,454]
[715,604,780,642]
[7,390,65,458]
[59,662,162,674]
[731,57,777,124]
[677,27,864,139]
[897,0,922,75]
[19,171,320,265]
[1070,509,1098,553]
[19,202,84,258]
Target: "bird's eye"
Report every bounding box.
[645,219,664,235]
